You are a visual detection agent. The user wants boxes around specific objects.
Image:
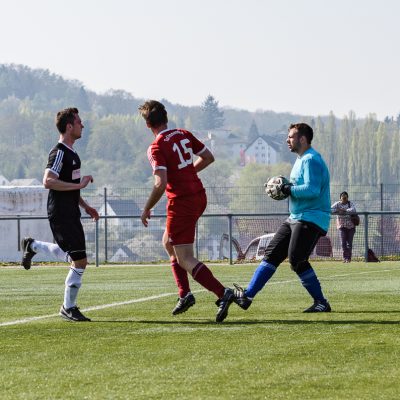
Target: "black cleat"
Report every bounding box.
[233,283,253,310]
[59,305,91,322]
[172,293,196,315]
[21,237,36,270]
[303,300,331,313]
[215,288,234,323]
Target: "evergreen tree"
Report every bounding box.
[389,125,400,181]
[375,122,387,184]
[199,95,224,130]
[336,116,349,185]
[348,127,360,185]
[248,120,259,142]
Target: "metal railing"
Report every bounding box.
[2,211,400,266]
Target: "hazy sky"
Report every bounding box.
[2,0,399,119]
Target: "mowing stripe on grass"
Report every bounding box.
[0,268,397,327]
[0,290,206,327]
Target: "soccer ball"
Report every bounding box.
[265,176,290,200]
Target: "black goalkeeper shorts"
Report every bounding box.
[49,217,87,261]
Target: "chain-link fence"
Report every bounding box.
[2,211,400,264]
[1,184,400,264]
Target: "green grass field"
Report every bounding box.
[1,261,400,400]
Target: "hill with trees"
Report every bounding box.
[1,63,399,190]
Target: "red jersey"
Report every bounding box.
[147,129,206,199]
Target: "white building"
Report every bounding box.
[9,178,42,186]
[98,199,141,229]
[0,175,10,185]
[244,136,280,166]
[203,130,247,163]
[0,186,55,262]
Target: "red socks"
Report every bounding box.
[192,262,225,298]
[171,259,190,298]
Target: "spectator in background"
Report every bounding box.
[331,191,357,263]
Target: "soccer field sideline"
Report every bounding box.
[0,266,396,327]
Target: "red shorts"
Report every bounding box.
[166,190,207,246]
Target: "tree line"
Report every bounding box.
[1,63,399,191]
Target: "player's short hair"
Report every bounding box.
[138,100,168,128]
[56,107,79,134]
[289,123,313,144]
[340,191,349,198]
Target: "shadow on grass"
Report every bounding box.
[90,318,400,325]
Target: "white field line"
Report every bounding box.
[0,290,205,327]
[0,268,398,327]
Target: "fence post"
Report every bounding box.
[364,212,369,262]
[228,214,233,265]
[95,218,99,267]
[17,216,21,251]
[195,223,199,259]
[380,183,384,256]
[104,187,108,262]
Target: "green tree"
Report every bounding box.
[230,162,291,213]
[389,125,400,181]
[199,95,224,130]
[375,122,388,184]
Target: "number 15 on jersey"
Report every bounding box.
[173,139,194,169]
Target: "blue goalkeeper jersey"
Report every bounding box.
[289,147,331,232]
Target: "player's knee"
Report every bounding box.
[65,269,83,288]
[69,251,87,266]
[290,260,311,274]
[263,255,282,269]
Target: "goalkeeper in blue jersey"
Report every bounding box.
[233,123,332,313]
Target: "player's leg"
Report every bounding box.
[288,222,331,312]
[163,229,191,298]
[21,237,70,270]
[168,191,234,322]
[173,244,234,322]
[233,222,290,310]
[162,229,194,315]
[173,244,226,297]
[51,218,91,322]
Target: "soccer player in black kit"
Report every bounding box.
[21,108,99,322]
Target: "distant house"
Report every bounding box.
[98,199,141,229]
[244,135,280,166]
[203,130,247,162]
[0,175,10,186]
[109,245,139,262]
[9,178,42,186]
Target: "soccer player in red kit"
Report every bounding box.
[139,100,235,323]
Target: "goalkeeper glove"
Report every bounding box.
[280,183,293,196]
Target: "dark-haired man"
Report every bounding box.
[139,100,234,323]
[233,123,332,313]
[21,107,99,322]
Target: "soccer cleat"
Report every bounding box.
[233,283,253,310]
[303,300,331,313]
[59,305,91,322]
[21,237,36,270]
[215,288,234,323]
[172,293,196,315]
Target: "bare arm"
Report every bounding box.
[79,197,99,221]
[194,148,215,173]
[43,169,93,191]
[141,169,167,227]
[43,170,98,220]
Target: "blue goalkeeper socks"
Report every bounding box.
[298,268,326,302]
[245,260,277,298]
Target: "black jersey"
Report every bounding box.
[46,142,81,220]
